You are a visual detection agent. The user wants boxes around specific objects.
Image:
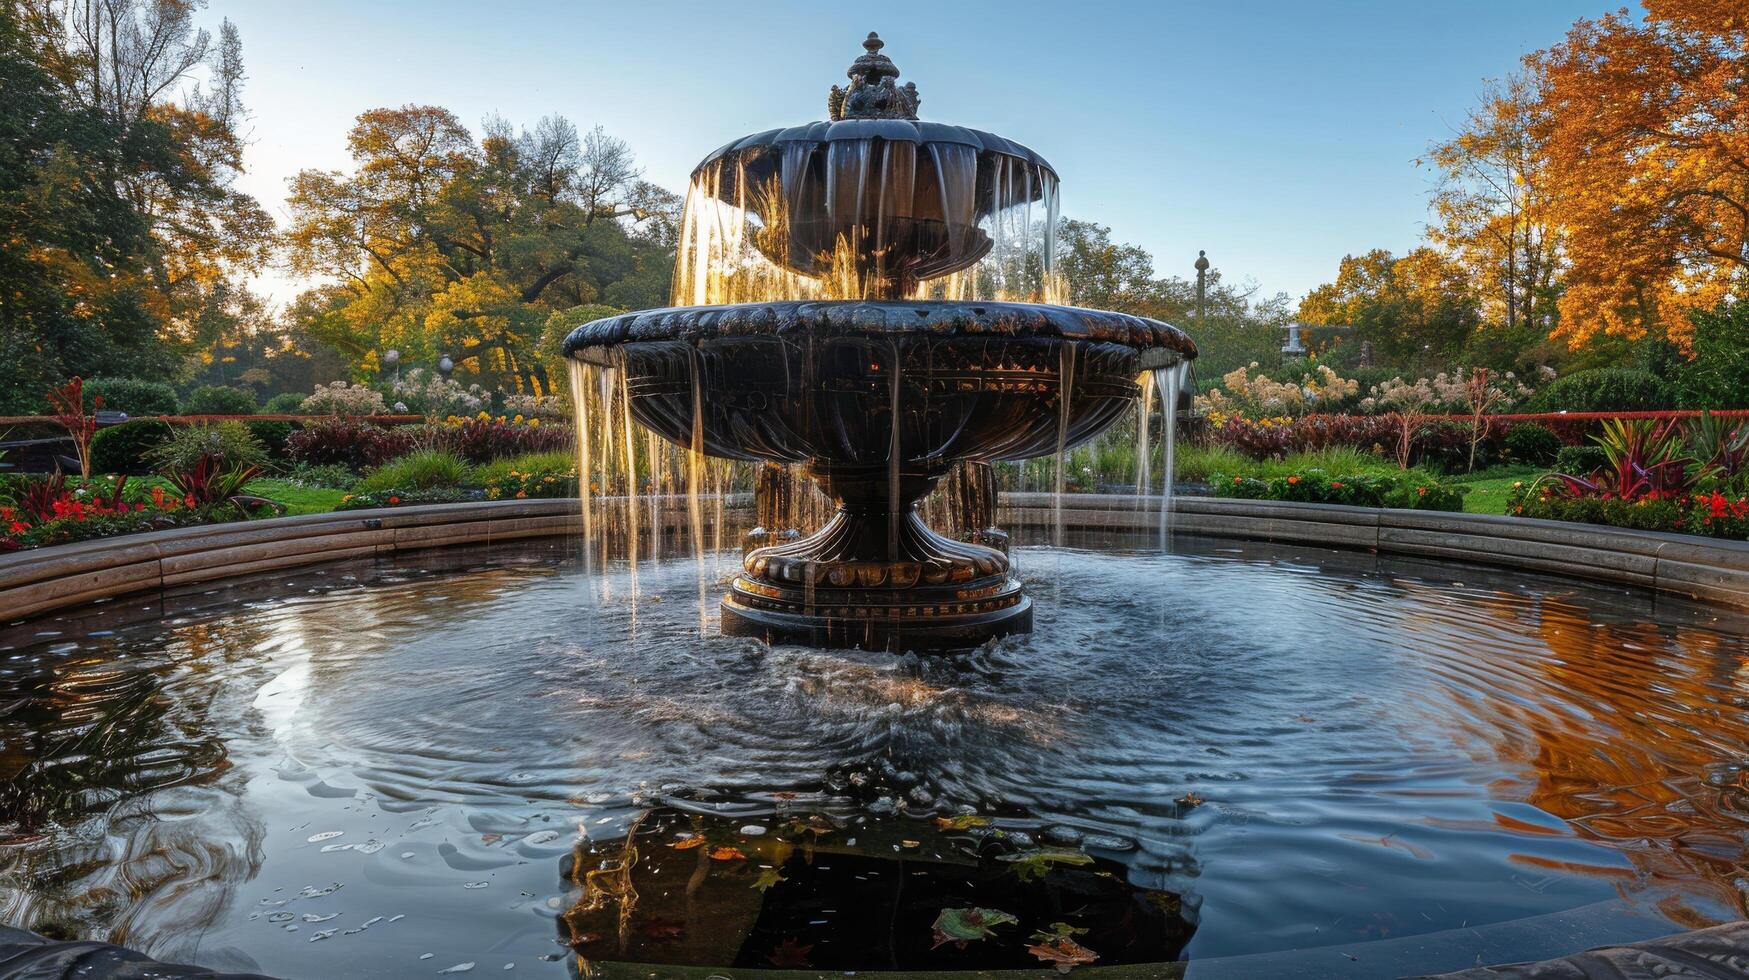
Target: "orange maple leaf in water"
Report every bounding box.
[768,937,814,969]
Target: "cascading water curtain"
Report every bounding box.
[672,141,1064,307]
[572,138,1074,582]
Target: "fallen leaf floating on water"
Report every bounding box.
[751,867,786,891]
[930,907,1019,949]
[1027,937,1100,974]
[436,963,475,974]
[934,814,990,831]
[307,831,343,843]
[642,918,684,942]
[1176,792,1204,808]
[998,850,1094,882]
[480,834,502,845]
[709,846,747,861]
[1031,922,1089,943]
[1340,833,1433,860]
[768,937,814,969]
[669,835,706,850]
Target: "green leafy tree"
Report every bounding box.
[1298,248,1482,367]
[284,108,679,394]
[0,1,270,411]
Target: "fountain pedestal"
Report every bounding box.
[722,464,1029,648]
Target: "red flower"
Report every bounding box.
[388,495,401,505]
[1708,491,1728,518]
[184,494,197,509]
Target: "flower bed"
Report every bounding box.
[1508,484,1749,539]
[1217,470,1464,511]
[1,475,275,551]
[335,488,472,510]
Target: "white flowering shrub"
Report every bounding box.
[1195,362,1361,419]
[500,392,570,421]
[391,368,487,418]
[300,381,386,417]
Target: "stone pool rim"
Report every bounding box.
[3,494,1746,623]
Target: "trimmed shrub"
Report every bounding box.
[355,449,470,493]
[89,420,173,474]
[84,377,179,416]
[1503,423,1563,466]
[1523,369,1672,413]
[245,419,295,466]
[1553,444,1608,476]
[262,392,307,414]
[146,421,267,474]
[183,385,259,415]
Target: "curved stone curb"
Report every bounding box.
[0,500,585,623]
[4,494,1748,624]
[1001,493,1749,609]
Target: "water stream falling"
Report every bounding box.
[1154,360,1190,549]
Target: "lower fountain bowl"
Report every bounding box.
[564,300,1193,649]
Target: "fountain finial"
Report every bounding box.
[828,31,921,121]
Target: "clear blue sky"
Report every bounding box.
[219,0,1621,308]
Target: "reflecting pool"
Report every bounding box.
[2,537,1746,977]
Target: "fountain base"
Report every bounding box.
[723,490,1031,649]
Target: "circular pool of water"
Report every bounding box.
[2,537,1746,977]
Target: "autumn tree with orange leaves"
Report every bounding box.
[1533,0,1748,349]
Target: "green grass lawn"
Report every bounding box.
[1447,465,1542,515]
[247,478,348,516]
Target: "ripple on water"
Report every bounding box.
[0,539,1746,973]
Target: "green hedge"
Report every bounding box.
[85,377,179,416]
[183,385,258,415]
[1523,369,1673,413]
[89,420,173,474]
[1503,423,1563,466]
[262,392,307,414]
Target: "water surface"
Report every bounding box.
[2,537,1746,977]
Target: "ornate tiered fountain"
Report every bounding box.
[565,33,1194,649]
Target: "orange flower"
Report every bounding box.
[388,495,401,505]
[1286,475,1300,485]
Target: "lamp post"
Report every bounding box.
[1194,250,1209,331]
[382,348,401,384]
[437,354,455,379]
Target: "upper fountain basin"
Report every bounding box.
[564,299,1194,470]
[687,121,1058,295]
